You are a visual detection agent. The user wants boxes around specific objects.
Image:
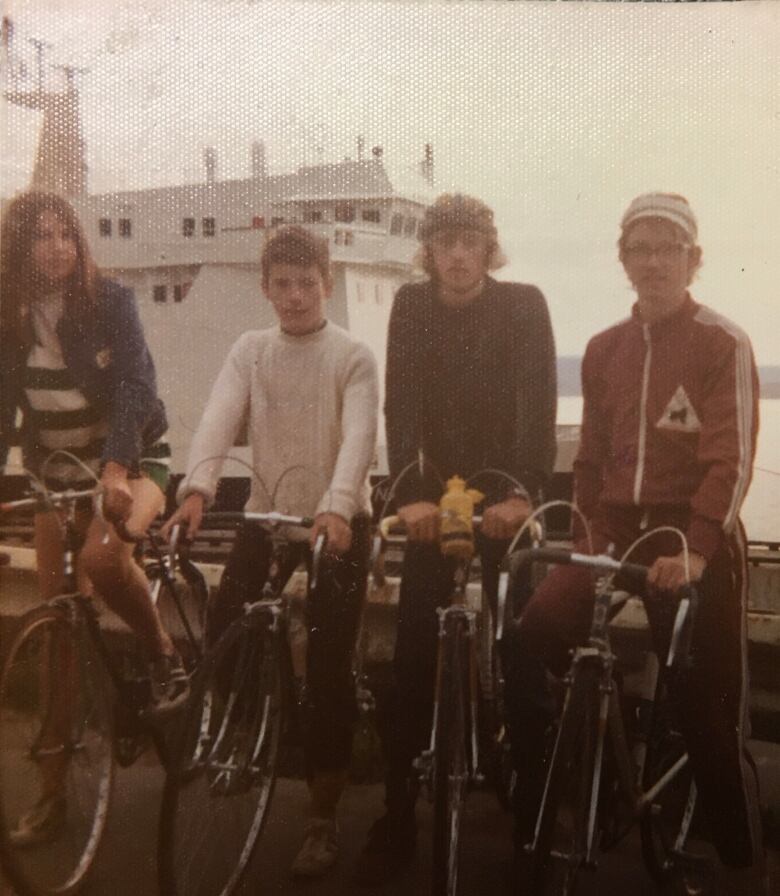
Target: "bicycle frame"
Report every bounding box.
[184,521,323,781]
[529,570,694,870]
[416,558,484,792]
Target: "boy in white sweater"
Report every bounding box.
[165,225,378,877]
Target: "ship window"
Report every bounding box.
[174,282,191,303]
[182,217,195,237]
[303,209,323,224]
[118,218,132,238]
[98,218,112,237]
[404,217,417,237]
[270,216,285,227]
[345,230,354,246]
[361,208,381,223]
[153,285,167,303]
[202,217,216,237]
[390,213,403,236]
[335,203,355,223]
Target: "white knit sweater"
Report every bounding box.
[178,322,378,526]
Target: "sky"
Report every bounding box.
[2,0,779,363]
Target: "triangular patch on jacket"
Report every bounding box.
[656,385,701,433]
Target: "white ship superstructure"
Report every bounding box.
[71,147,437,473]
[2,16,436,474]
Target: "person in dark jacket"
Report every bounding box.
[355,193,557,884]
[0,191,184,844]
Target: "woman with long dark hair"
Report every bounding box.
[0,190,186,843]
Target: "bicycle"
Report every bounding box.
[502,545,703,896]
[374,504,536,896]
[157,510,326,896]
[0,486,208,896]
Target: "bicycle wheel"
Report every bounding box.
[159,615,283,896]
[640,680,700,887]
[432,616,470,896]
[0,604,114,896]
[531,663,600,896]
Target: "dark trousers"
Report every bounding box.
[210,516,370,778]
[375,534,538,815]
[509,506,763,868]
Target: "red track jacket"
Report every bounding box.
[574,295,759,560]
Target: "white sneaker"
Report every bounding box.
[290,817,339,877]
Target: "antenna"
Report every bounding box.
[52,63,90,92]
[27,36,52,94]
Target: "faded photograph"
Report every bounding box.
[1,2,779,895]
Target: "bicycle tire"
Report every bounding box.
[639,679,699,888]
[432,615,470,896]
[0,604,114,896]
[531,662,600,896]
[158,614,283,896]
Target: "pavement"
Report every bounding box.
[2,740,779,896]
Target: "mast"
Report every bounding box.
[2,17,88,196]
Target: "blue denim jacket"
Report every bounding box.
[1,278,168,473]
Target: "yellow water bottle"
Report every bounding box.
[439,476,484,560]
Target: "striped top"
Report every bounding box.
[24,293,170,489]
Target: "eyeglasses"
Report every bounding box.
[623,242,689,261]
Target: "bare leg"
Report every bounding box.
[78,477,174,658]
[30,510,91,797]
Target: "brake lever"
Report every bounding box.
[666,585,697,671]
[310,530,327,591]
[496,568,509,642]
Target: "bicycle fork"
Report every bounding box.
[415,605,482,794]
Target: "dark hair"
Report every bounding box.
[416,193,505,278]
[260,225,331,285]
[0,191,98,348]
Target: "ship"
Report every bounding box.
[1,15,442,476]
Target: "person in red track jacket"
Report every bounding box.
[509,192,766,894]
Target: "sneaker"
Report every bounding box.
[8,793,67,848]
[353,812,416,886]
[290,818,339,877]
[144,652,190,719]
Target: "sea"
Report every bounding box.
[557,397,780,545]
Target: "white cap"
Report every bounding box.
[621,193,698,243]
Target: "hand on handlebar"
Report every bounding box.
[648,550,706,592]
[482,495,531,540]
[311,512,351,554]
[161,493,204,541]
[100,464,133,527]
[397,501,439,543]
